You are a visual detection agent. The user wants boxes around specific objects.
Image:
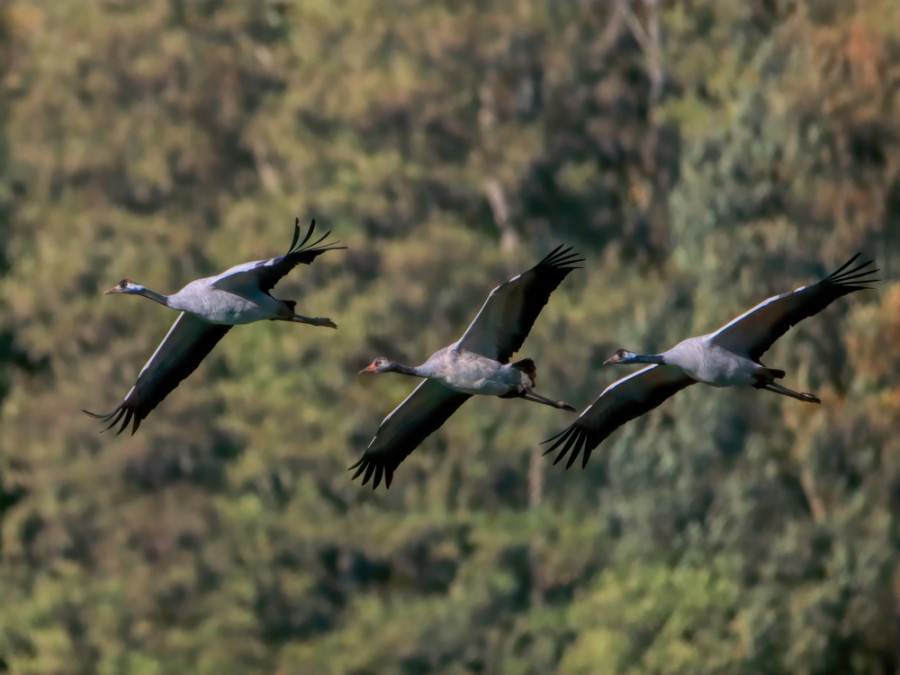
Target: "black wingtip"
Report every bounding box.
[824,253,879,287]
[83,408,117,434]
[301,218,316,248]
[541,428,565,449]
[298,218,316,251]
[541,425,594,470]
[538,245,585,271]
[562,431,581,469]
[829,252,861,276]
[349,458,376,488]
[289,218,302,252]
[348,457,394,490]
[286,216,318,255]
[84,404,139,436]
[582,446,592,469]
[541,428,568,458]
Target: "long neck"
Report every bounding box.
[390,362,428,377]
[627,353,666,365]
[135,287,171,308]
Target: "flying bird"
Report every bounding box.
[351,245,583,489]
[544,253,878,469]
[84,218,345,435]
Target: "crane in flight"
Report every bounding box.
[84,218,345,435]
[544,253,878,470]
[352,245,582,489]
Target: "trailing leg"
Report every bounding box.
[521,390,576,411]
[761,381,821,403]
[752,366,819,403]
[289,314,337,328]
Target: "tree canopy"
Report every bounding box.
[2,0,899,672]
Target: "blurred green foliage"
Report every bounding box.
[2,0,899,672]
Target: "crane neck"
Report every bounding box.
[390,362,427,377]
[135,287,171,308]
[628,353,667,365]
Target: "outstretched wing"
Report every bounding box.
[84,313,231,435]
[456,246,582,362]
[349,380,471,489]
[708,254,878,361]
[212,218,346,295]
[543,365,695,469]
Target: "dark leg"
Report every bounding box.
[289,314,337,328]
[760,381,821,403]
[521,390,576,412]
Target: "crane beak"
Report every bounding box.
[359,363,377,374]
[602,354,621,365]
[104,286,123,295]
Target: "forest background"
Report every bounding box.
[2,1,900,673]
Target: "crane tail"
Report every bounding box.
[510,358,537,383]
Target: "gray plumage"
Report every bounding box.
[351,245,583,489]
[545,254,878,469]
[84,218,345,435]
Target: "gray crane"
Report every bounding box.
[84,218,345,434]
[351,245,582,489]
[544,253,878,469]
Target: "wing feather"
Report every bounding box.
[708,254,878,361]
[349,380,471,489]
[542,365,695,469]
[212,218,346,295]
[456,246,582,362]
[84,313,231,434]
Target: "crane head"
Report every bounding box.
[104,279,144,295]
[360,357,393,374]
[603,348,638,365]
